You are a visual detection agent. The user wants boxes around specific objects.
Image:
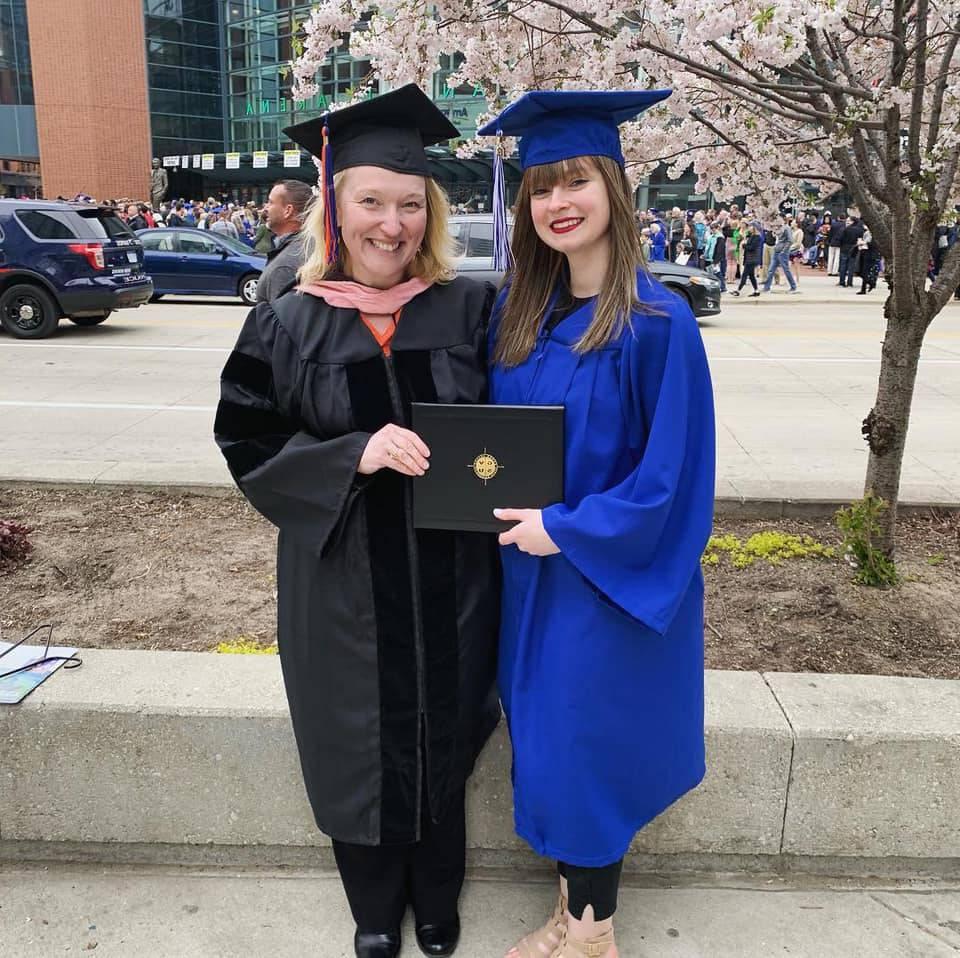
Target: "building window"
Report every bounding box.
[145,0,224,156]
[0,0,34,106]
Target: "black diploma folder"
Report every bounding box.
[411,403,564,533]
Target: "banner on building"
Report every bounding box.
[253,151,269,169]
[201,154,215,170]
[181,155,190,168]
[193,154,201,167]
[283,150,301,168]
[225,153,241,169]
[162,156,179,168]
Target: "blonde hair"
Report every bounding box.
[494,155,659,366]
[298,169,457,286]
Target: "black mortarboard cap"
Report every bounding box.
[283,84,458,265]
[282,83,459,177]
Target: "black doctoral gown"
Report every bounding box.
[214,277,501,845]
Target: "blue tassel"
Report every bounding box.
[321,123,340,266]
[492,133,512,272]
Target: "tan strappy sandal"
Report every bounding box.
[553,924,616,958]
[506,893,568,958]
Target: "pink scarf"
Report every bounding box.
[297,276,432,314]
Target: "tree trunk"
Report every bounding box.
[862,293,928,556]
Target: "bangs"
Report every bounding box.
[523,156,591,193]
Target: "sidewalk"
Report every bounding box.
[2,863,959,957]
[719,263,890,303]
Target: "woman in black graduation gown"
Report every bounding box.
[214,85,500,958]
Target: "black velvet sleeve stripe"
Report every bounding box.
[214,398,298,442]
[220,433,293,481]
[221,350,274,398]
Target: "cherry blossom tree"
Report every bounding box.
[294,0,960,558]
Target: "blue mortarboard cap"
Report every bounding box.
[477,89,672,170]
[477,89,671,269]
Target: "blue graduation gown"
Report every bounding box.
[490,270,716,866]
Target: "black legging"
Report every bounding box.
[738,263,759,291]
[558,859,623,921]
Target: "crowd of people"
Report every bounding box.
[60,191,487,252]
[634,205,884,295]
[46,189,960,300]
[99,196,281,251]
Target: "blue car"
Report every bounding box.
[136,228,266,306]
[0,199,152,339]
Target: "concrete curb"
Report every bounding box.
[2,478,959,515]
[3,650,958,872]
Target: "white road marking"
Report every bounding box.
[0,343,229,353]
[708,356,960,364]
[1,342,958,364]
[0,401,215,412]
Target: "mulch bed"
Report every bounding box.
[1,487,958,679]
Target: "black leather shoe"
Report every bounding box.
[354,929,401,958]
[415,916,461,957]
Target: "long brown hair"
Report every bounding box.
[494,155,657,366]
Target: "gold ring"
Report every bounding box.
[388,447,401,461]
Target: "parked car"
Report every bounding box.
[0,199,152,339]
[448,214,722,317]
[136,228,265,306]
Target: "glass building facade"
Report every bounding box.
[0,0,38,164]
[224,0,374,154]
[141,1,383,155]
[145,0,226,157]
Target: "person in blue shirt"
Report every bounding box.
[647,220,667,261]
[478,92,716,958]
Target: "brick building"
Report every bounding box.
[24,0,153,202]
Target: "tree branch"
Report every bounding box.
[631,140,737,165]
[688,109,751,158]
[927,18,960,153]
[781,57,875,101]
[635,37,885,129]
[850,127,891,202]
[926,241,960,320]
[935,145,960,211]
[907,0,929,179]
[512,0,616,38]
[769,166,849,187]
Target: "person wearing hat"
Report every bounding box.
[214,84,500,958]
[478,91,716,958]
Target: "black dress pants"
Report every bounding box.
[332,786,466,932]
[737,263,759,292]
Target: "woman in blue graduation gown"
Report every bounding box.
[478,92,716,958]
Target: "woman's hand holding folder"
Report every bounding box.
[359,424,431,477]
[494,508,560,556]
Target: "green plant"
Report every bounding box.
[926,553,946,566]
[216,637,277,655]
[702,530,835,569]
[834,494,899,587]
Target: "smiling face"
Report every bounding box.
[336,166,428,289]
[527,156,611,258]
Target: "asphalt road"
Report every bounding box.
[1,274,958,502]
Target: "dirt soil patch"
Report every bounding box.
[1,486,958,679]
